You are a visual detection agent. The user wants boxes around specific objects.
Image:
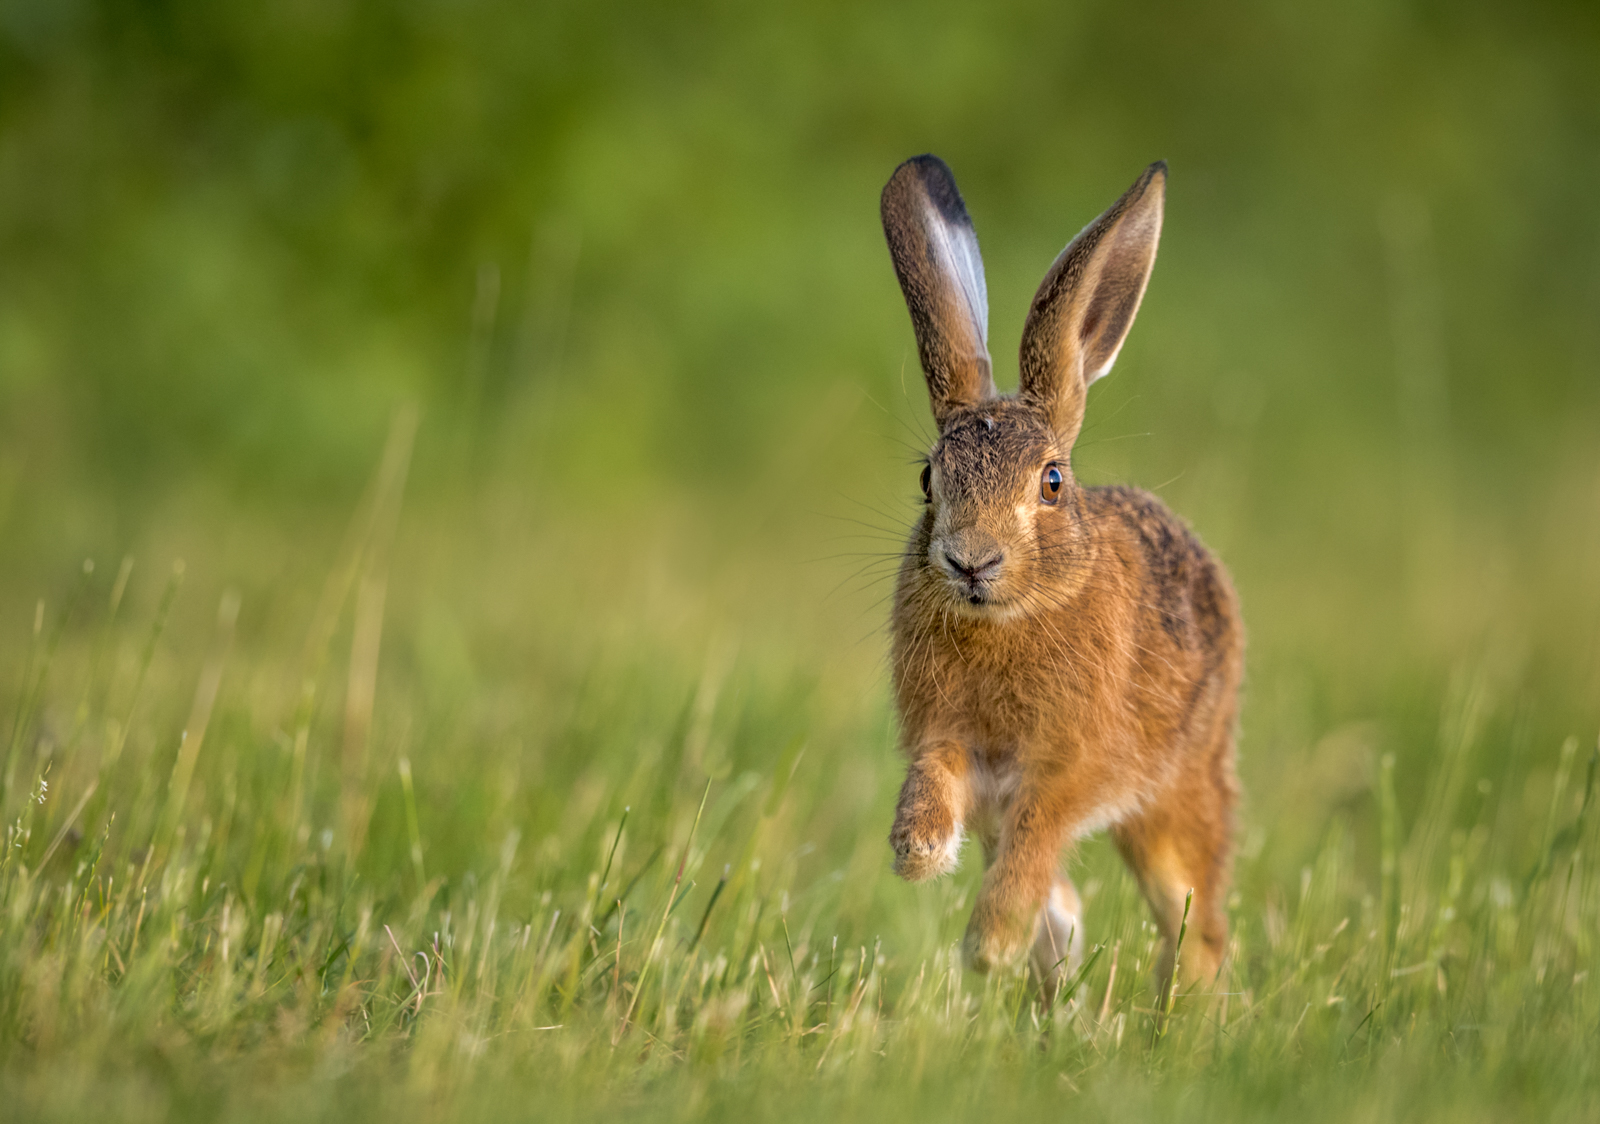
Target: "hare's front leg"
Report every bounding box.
[889,741,971,881]
[964,792,1073,972]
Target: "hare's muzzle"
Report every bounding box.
[937,543,1006,605]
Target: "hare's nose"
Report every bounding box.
[942,548,1004,582]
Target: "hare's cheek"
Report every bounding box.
[1007,501,1045,551]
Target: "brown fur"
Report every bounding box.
[880,156,1243,994]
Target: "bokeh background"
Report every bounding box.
[1,0,1597,949]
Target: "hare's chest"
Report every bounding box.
[965,753,1023,851]
[939,650,1051,743]
[894,609,1088,747]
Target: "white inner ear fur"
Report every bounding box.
[923,208,989,350]
[1083,343,1122,387]
[1081,206,1162,386]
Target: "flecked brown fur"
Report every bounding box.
[880,156,1243,993]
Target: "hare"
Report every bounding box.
[880,155,1243,996]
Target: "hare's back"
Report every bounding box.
[1083,485,1242,673]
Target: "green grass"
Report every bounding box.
[3,1,1599,1118]
[0,421,1596,1123]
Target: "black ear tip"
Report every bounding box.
[893,154,970,225]
[905,153,953,176]
[887,154,949,190]
[1147,159,1169,181]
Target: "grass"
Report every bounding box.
[2,4,1599,1117]
[0,419,1596,1124]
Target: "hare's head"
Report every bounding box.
[882,155,1165,618]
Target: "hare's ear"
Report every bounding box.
[881,155,995,425]
[1018,162,1165,446]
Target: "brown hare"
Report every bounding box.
[880,155,1243,995]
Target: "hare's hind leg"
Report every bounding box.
[1110,779,1233,994]
[1031,875,1085,1000]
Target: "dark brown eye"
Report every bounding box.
[1040,464,1064,504]
[919,463,933,501]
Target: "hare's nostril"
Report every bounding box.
[970,554,1003,578]
[942,549,1004,582]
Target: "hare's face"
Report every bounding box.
[883,154,1166,623]
[917,401,1083,620]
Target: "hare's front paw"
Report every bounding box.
[962,899,1035,974]
[889,810,963,882]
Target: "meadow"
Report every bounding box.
[2,1,1598,1120]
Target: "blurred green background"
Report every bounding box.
[1,3,1599,1119]
[1,0,1598,940]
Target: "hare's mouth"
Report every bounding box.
[936,566,1009,613]
[951,581,999,607]
[944,585,1029,623]
[929,545,1010,611]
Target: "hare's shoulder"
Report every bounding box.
[1082,485,1207,567]
[1081,485,1239,651]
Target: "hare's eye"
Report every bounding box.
[919,464,933,502]
[1040,464,1064,504]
